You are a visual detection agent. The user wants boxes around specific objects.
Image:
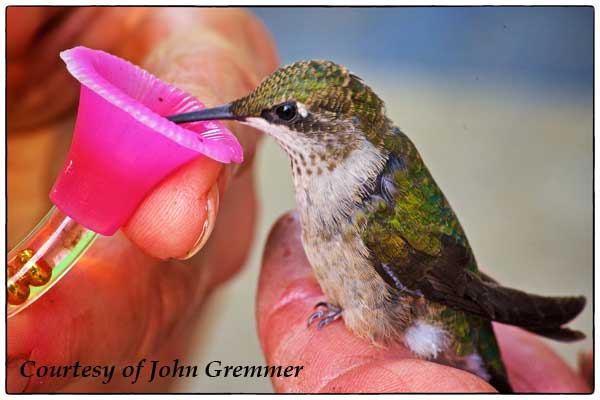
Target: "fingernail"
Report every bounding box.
[179,183,220,260]
[7,358,30,393]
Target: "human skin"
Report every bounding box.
[7,6,592,394]
[7,7,277,392]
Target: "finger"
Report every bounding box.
[193,165,259,288]
[8,7,149,129]
[578,350,593,389]
[495,324,590,393]
[7,7,67,58]
[256,212,495,393]
[123,156,222,260]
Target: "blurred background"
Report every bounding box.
[180,6,593,392]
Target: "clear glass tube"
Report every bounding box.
[7,206,98,318]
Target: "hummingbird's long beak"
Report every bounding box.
[166,104,242,124]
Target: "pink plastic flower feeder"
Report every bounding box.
[51,46,242,235]
[7,46,242,318]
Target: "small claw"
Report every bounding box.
[316,311,342,329]
[314,301,329,309]
[307,310,325,327]
[307,302,342,330]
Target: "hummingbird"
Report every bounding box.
[167,60,586,392]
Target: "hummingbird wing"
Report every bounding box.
[361,141,585,340]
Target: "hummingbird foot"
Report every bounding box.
[307,302,342,330]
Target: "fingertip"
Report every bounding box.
[578,350,593,389]
[257,211,316,338]
[260,211,307,280]
[494,323,590,393]
[123,156,222,260]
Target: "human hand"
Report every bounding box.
[256,212,592,393]
[7,7,278,392]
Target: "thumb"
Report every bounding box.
[123,155,223,260]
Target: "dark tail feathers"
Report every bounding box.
[464,276,586,341]
[524,325,586,342]
[518,294,586,341]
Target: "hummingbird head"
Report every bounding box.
[169,60,389,175]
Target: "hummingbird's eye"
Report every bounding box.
[274,102,298,122]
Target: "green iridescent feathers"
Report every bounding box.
[230,60,388,140]
[359,130,510,389]
[362,130,472,266]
